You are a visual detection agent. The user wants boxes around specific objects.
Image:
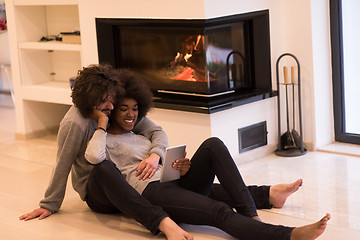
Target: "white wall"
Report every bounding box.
[210,97,278,161]
[280,0,333,149]
[79,0,205,67]
[0,31,10,65]
[206,0,334,150]
[310,0,334,148]
[147,109,211,159]
[78,0,334,158]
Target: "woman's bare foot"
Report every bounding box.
[158,217,193,240]
[291,213,330,240]
[269,179,303,208]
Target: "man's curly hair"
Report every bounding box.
[116,69,153,121]
[71,64,124,117]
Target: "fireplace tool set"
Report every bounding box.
[275,53,306,157]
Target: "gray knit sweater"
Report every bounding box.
[39,106,168,212]
[85,131,162,194]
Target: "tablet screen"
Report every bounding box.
[160,144,186,182]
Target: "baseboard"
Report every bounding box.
[15,126,59,140]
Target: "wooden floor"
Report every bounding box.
[1,95,360,239]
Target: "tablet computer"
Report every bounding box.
[160,144,186,183]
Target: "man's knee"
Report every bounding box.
[212,201,235,224]
[93,160,116,174]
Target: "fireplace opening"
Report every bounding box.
[96,10,275,113]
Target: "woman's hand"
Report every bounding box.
[136,153,160,180]
[19,208,53,221]
[172,158,191,176]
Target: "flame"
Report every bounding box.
[194,35,202,51]
[184,53,192,62]
[169,34,205,82]
[174,52,181,62]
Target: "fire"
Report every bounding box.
[174,52,181,62]
[194,34,202,51]
[169,34,205,82]
[184,53,192,62]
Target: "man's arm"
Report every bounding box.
[133,117,168,179]
[133,116,168,161]
[20,119,86,221]
[39,120,86,213]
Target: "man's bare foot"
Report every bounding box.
[291,213,330,240]
[252,216,262,222]
[158,217,193,240]
[269,179,303,208]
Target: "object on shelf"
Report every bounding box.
[39,34,62,42]
[0,2,6,31]
[275,53,306,157]
[69,76,76,88]
[0,18,5,31]
[60,31,81,44]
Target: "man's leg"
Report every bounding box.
[86,160,168,234]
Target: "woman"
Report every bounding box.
[85,69,330,240]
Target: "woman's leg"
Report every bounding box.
[178,137,257,217]
[209,179,303,210]
[209,183,273,210]
[143,181,293,240]
[86,160,168,235]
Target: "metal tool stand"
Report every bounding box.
[275,53,306,157]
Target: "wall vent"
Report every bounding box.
[238,121,267,153]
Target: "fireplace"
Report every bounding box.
[96,10,275,113]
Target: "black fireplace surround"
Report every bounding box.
[96,10,276,113]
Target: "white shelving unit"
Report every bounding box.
[6,0,82,138]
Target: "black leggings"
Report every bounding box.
[85,160,167,234]
[142,137,294,240]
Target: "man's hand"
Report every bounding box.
[136,153,160,180]
[172,158,191,176]
[89,108,108,122]
[90,108,109,130]
[19,208,53,221]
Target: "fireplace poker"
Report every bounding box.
[281,66,295,149]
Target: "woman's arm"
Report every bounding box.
[85,130,107,164]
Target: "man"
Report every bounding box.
[19,64,193,240]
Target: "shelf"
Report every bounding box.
[19,41,82,51]
[14,0,78,6]
[8,0,81,137]
[21,81,72,105]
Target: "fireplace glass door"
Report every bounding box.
[117,22,250,96]
[96,10,271,99]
